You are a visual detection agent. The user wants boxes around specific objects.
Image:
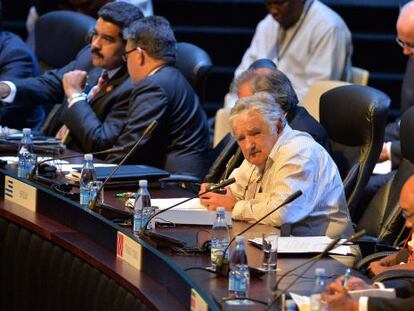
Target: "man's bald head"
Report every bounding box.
[400,175,414,228]
[397,1,414,57]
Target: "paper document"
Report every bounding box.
[0,156,68,165]
[373,160,392,175]
[130,197,206,211]
[249,236,352,255]
[290,288,395,311]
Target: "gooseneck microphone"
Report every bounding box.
[28,146,127,180]
[88,121,159,212]
[214,190,303,276]
[139,177,237,247]
[266,229,366,311]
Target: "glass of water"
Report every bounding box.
[262,232,278,271]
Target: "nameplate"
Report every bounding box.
[4,176,37,212]
[116,231,142,271]
[190,288,208,311]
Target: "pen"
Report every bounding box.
[342,268,351,287]
[114,192,135,198]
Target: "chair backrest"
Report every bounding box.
[320,85,390,220]
[35,11,96,72]
[357,106,414,247]
[302,80,350,121]
[351,66,370,85]
[175,42,212,100]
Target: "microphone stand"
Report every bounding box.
[138,178,236,248]
[88,121,158,212]
[214,190,303,277]
[265,229,366,311]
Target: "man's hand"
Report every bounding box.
[378,143,390,162]
[0,82,11,99]
[63,70,88,97]
[368,253,397,276]
[199,182,236,211]
[322,282,358,311]
[334,275,372,291]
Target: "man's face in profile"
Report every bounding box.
[90,17,125,70]
[265,0,304,29]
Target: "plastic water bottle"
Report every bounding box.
[133,179,152,233]
[228,235,250,298]
[211,207,230,269]
[17,128,34,178]
[310,268,327,311]
[285,299,297,311]
[79,154,96,207]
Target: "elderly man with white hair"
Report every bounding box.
[200,92,353,238]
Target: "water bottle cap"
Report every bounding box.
[315,268,326,276]
[235,235,244,243]
[22,128,31,134]
[139,179,148,187]
[84,153,93,161]
[285,300,295,308]
[216,206,225,213]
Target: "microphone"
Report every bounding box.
[139,177,237,247]
[28,146,126,179]
[214,190,303,277]
[266,229,366,311]
[88,121,158,212]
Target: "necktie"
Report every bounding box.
[89,70,109,101]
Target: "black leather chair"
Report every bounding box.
[175,42,212,103]
[319,85,390,221]
[34,11,96,72]
[356,106,414,254]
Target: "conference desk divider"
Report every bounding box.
[0,167,220,311]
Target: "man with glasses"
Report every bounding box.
[105,16,209,178]
[0,2,143,154]
[234,0,352,100]
[322,175,414,311]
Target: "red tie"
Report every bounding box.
[90,71,109,100]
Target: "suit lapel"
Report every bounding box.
[89,66,128,106]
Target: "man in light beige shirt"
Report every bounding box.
[200,92,352,238]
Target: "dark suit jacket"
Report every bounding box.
[106,65,210,179]
[368,295,414,311]
[0,31,44,129]
[287,105,331,153]
[11,46,133,154]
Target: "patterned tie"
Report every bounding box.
[56,71,109,143]
[88,70,109,101]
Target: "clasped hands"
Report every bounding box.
[199,182,236,211]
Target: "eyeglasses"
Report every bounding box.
[122,47,143,62]
[396,37,414,52]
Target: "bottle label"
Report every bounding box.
[228,274,247,293]
[80,190,90,206]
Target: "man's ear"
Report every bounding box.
[275,117,283,135]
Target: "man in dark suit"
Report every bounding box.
[106,16,209,178]
[323,174,414,310]
[0,2,143,154]
[0,0,43,130]
[231,65,331,152]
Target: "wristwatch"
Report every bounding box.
[67,92,87,106]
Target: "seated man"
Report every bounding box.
[105,16,210,179]
[231,65,331,152]
[199,92,352,237]
[234,0,352,100]
[0,2,144,154]
[323,175,414,310]
[0,3,43,129]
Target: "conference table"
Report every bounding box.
[0,156,358,310]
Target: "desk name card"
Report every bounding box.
[4,176,37,211]
[191,288,208,311]
[116,231,142,271]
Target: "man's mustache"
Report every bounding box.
[91,48,104,58]
[249,148,260,157]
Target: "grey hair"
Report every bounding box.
[230,67,299,113]
[229,92,286,136]
[123,16,176,64]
